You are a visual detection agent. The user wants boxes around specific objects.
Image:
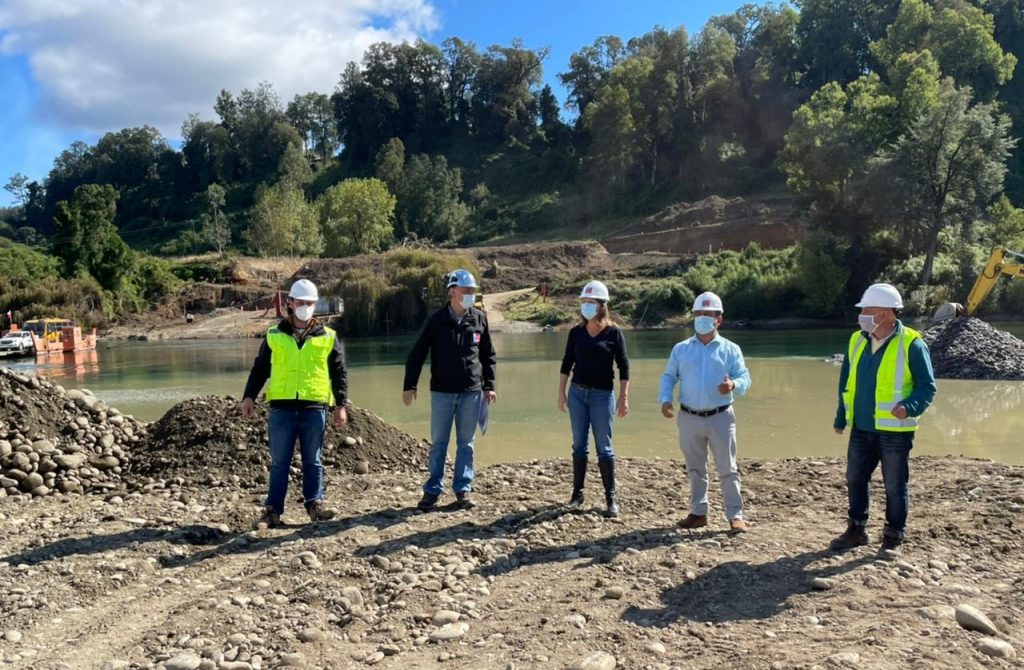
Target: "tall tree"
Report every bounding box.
[317,178,396,257]
[245,183,322,257]
[286,92,340,162]
[201,183,230,255]
[52,184,134,291]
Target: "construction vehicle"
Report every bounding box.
[932,246,1024,321]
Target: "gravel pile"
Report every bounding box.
[923,317,1024,380]
[129,395,426,487]
[0,367,147,498]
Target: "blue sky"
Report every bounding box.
[0,0,746,206]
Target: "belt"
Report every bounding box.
[572,383,609,391]
[680,404,731,417]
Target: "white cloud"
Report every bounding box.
[0,0,439,138]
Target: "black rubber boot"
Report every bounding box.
[567,457,587,509]
[598,459,619,518]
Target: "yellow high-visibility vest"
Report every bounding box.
[265,326,335,405]
[842,325,922,432]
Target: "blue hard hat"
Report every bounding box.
[445,269,478,289]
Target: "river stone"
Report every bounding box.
[977,638,1016,659]
[89,455,119,470]
[569,651,617,670]
[429,622,469,642]
[604,586,625,599]
[3,630,22,643]
[20,472,44,491]
[55,454,88,470]
[341,586,363,606]
[354,460,370,475]
[278,653,305,667]
[955,604,999,635]
[811,577,835,591]
[31,439,55,454]
[343,436,357,447]
[164,652,202,670]
[297,629,326,643]
[432,610,461,626]
[917,605,955,621]
[644,642,667,655]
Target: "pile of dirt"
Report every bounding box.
[129,395,425,487]
[0,367,147,498]
[923,317,1024,379]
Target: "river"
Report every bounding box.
[3,327,1023,465]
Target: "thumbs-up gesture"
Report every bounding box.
[717,373,734,395]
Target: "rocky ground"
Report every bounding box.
[923,317,1024,379]
[0,455,1020,670]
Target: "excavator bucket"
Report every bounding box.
[932,302,963,322]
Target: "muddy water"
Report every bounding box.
[3,328,1023,465]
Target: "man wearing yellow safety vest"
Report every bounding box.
[241,279,349,528]
[830,283,936,555]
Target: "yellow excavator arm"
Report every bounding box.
[965,246,1024,316]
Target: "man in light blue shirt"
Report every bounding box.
[660,291,751,533]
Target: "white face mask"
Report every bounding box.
[580,303,599,320]
[460,294,476,310]
[294,304,315,322]
[694,315,717,335]
[858,314,880,334]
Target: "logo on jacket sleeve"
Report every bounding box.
[473,332,481,344]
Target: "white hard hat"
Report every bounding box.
[288,279,318,301]
[445,269,478,289]
[855,283,903,309]
[692,291,723,312]
[580,280,610,301]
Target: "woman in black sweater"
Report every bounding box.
[557,280,630,517]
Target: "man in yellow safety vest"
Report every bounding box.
[830,283,936,556]
[241,279,349,528]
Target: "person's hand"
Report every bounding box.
[403,389,416,406]
[484,390,497,404]
[334,405,348,428]
[834,426,845,435]
[240,397,255,418]
[557,393,567,413]
[661,402,675,419]
[892,404,908,420]
[717,374,734,395]
[616,394,629,418]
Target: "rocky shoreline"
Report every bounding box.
[0,455,1020,669]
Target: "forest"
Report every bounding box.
[2,0,1024,326]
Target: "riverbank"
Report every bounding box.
[0,455,1020,668]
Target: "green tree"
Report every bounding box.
[471,40,548,145]
[4,173,29,206]
[317,178,396,257]
[396,154,468,241]
[870,81,1016,286]
[52,184,134,291]
[245,182,323,257]
[374,138,406,195]
[286,92,339,161]
[201,183,230,255]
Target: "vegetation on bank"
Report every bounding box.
[2,0,1024,328]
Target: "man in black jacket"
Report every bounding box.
[403,269,497,510]
[241,279,348,528]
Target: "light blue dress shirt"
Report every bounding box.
[659,334,751,410]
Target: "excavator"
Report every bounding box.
[932,246,1024,321]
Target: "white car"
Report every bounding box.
[0,331,35,353]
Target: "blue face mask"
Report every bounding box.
[694,315,717,335]
[581,303,599,320]
[460,294,476,310]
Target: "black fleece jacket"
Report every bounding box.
[403,306,496,393]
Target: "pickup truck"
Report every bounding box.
[0,330,36,354]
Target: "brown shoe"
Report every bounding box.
[677,514,708,529]
[728,518,748,534]
[256,506,281,529]
[307,500,335,523]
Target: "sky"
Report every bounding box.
[0,0,746,206]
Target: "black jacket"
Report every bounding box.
[243,318,348,407]
[403,306,496,393]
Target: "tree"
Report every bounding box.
[201,183,230,255]
[286,92,339,161]
[471,40,548,145]
[396,154,469,241]
[4,173,29,206]
[374,138,406,195]
[870,82,1016,286]
[245,183,322,257]
[316,178,396,257]
[51,184,134,291]
[559,36,625,118]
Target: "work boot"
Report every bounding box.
[878,527,903,557]
[677,514,708,529]
[306,500,335,523]
[728,518,748,534]
[255,506,281,529]
[598,459,619,518]
[829,522,869,551]
[567,457,587,509]
[417,492,439,511]
[455,491,476,509]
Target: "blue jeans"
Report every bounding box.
[847,428,913,537]
[425,391,482,496]
[265,406,327,514]
[568,384,615,462]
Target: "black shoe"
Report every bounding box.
[598,459,619,518]
[567,457,587,509]
[417,493,439,510]
[829,522,869,550]
[455,491,476,509]
[306,500,335,522]
[879,528,903,555]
